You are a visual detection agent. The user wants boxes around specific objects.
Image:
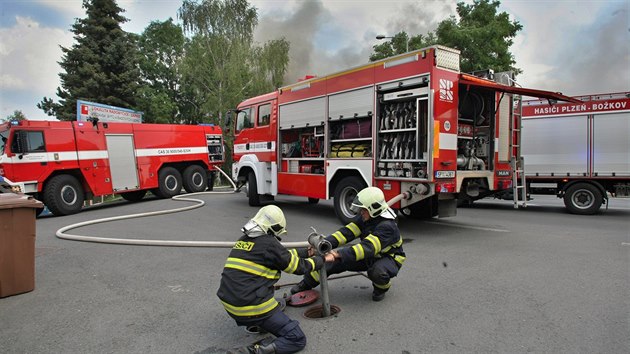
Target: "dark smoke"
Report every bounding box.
[253,0,454,86]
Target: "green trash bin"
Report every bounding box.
[0,193,43,298]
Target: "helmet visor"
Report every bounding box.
[350,195,364,213]
[350,195,384,217]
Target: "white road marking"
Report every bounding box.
[622,243,630,246]
[425,221,510,233]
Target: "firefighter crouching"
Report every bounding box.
[217,205,334,354]
[291,187,405,301]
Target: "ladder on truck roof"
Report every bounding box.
[510,94,527,209]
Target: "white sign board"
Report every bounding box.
[77,100,143,123]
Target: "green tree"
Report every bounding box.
[251,38,290,92]
[370,32,437,61]
[3,110,27,122]
[437,0,522,74]
[178,0,290,122]
[370,0,522,74]
[136,19,186,124]
[177,0,290,172]
[38,0,140,120]
[178,0,256,125]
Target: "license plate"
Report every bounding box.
[435,170,455,179]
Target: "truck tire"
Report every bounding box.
[563,183,602,215]
[43,174,85,216]
[120,190,147,202]
[247,172,261,206]
[154,167,183,199]
[333,176,366,224]
[182,165,207,193]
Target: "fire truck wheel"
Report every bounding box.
[247,172,261,206]
[43,174,85,216]
[563,183,602,215]
[333,176,366,224]
[120,190,147,202]
[154,167,183,198]
[183,165,207,193]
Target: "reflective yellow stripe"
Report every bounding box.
[382,237,403,254]
[373,281,391,290]
[346,222,361,237]
[365,234,382,254]
[225,257,279,279]
[352,244,365,261]
[284,250,299,274]
[221,297,279,317]
[310,270,320,282]
[394,255,406,265]
[306,258,315,270]
[331,231,347,246]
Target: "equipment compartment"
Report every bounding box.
[374,79,429,180]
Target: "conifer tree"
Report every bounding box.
[38,0,140,121]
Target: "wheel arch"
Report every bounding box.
[328,169,370,199]
[327,160,372,199]
[44,169,91,198]
[162,159,208,174]
[233,154,272,194]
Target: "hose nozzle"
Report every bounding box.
[307,227,332,255]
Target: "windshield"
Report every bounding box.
[0,128,8,155]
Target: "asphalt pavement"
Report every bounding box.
[1,191,628,353]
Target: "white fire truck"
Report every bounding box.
[228,45,578,224]
[0,119,224,216]
[498,92,629,214]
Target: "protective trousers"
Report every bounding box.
[304,256,400,292]
[258,310,306,354]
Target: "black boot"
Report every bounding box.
[247,342,276,354]
[290,281,312,295]
[372,288,387,302]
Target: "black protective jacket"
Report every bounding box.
[217,233,324,322]
[326,216,405,265]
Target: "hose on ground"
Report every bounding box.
[56,166,309,248]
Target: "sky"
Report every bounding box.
[0,0,628,121]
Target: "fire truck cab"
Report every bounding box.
[229,45,578,224]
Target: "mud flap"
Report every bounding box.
[438,198,457,217]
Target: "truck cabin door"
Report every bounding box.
[234,103,275,161]
[7,130,48,185]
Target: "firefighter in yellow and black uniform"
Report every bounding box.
[291,186,405,301]
[217,205,330,354]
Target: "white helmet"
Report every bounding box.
[350,187,396,219]
[243,205,287,237]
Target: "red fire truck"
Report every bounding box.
[499,92,630,214]
[0,119,224,216]
[228,45,579,224]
